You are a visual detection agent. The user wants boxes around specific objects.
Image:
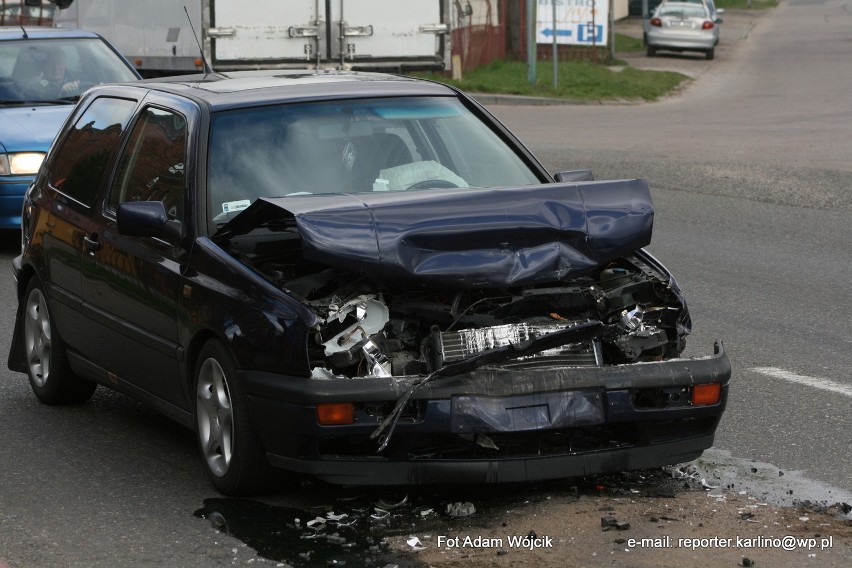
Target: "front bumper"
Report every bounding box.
[242,341,731,485]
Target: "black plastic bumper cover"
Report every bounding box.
[241,341,731,485]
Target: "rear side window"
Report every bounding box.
[48,97,136,207]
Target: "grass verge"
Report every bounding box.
[413,58,688,102]
[716,0,777,9]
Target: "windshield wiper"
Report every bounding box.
[0,98,77,106]
[35,96,80,105]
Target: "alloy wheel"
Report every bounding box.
[196,357,234,477]
[23,287,51,388]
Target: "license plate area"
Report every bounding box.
[450,391,604,433]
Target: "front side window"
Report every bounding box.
[48,96,136,207]
[108,107,187,221]
[206,96,542,231]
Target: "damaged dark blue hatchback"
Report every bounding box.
[9,71,730,495]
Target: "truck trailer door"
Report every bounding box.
[328,0,447,70]
[210,0,325,67]
[210,0,447,71]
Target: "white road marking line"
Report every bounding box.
[751,367,852,398]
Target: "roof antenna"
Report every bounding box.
[19,23,29,39]
[184,6,214,76]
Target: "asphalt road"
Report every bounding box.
[489,2,852,492]
[1,2,850,567]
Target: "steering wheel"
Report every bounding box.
[406,179,459,190]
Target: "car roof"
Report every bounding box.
[0,26,104,40]
[123,70,459,111]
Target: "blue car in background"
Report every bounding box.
[0,26,140,229]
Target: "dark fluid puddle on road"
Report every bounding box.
[193,471,685,567]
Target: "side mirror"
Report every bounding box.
[715,17,724,24]
[117,201,182,242]
[554,169,595,182]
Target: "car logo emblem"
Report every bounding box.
[342,141,356,172]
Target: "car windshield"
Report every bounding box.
[0,38,138,104]
[207,96,543,229]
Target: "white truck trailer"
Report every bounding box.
[54,0,451,76]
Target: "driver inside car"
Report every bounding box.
[22,47,81,99]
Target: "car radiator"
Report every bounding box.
[436,322,602,369]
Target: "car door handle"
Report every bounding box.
[83,234,102,253]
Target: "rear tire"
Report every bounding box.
[194,339,270,495]
[705,48,715,60]
[22,278,96,405]
[647,46,657,57]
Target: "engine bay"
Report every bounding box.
[230,234,690,379]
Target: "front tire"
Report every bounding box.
[22,278,96,405]
[194,339,270,495]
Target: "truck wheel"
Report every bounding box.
[23,278,96,405]
[194,339,270,495]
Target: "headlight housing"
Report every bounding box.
[0,152,46,176]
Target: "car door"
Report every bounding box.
[79,100,195,409]
[36,95,138,352]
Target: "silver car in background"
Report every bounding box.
[645,1,723,60]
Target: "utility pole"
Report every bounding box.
[552,0,558,89]
[527,0,536,85]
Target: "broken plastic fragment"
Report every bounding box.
[406,536,425,550]
[326,512,348,521]
[322,296,389,355]
[311,367,336,380]
[460,433,499,450]
[306,517,327,528]
[376,495,408,510]
[446,502,476,517]
[362,340,392,377]
[667,465,700,480]
[370,508,390,520]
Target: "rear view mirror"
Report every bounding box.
[117,201,182,242]
[554,169,595,182]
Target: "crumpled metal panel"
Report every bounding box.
[216,180,653,288]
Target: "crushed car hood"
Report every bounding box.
[216,180,654,288]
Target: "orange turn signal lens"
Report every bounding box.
[316,403,354,425]
[692,383,721,406]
